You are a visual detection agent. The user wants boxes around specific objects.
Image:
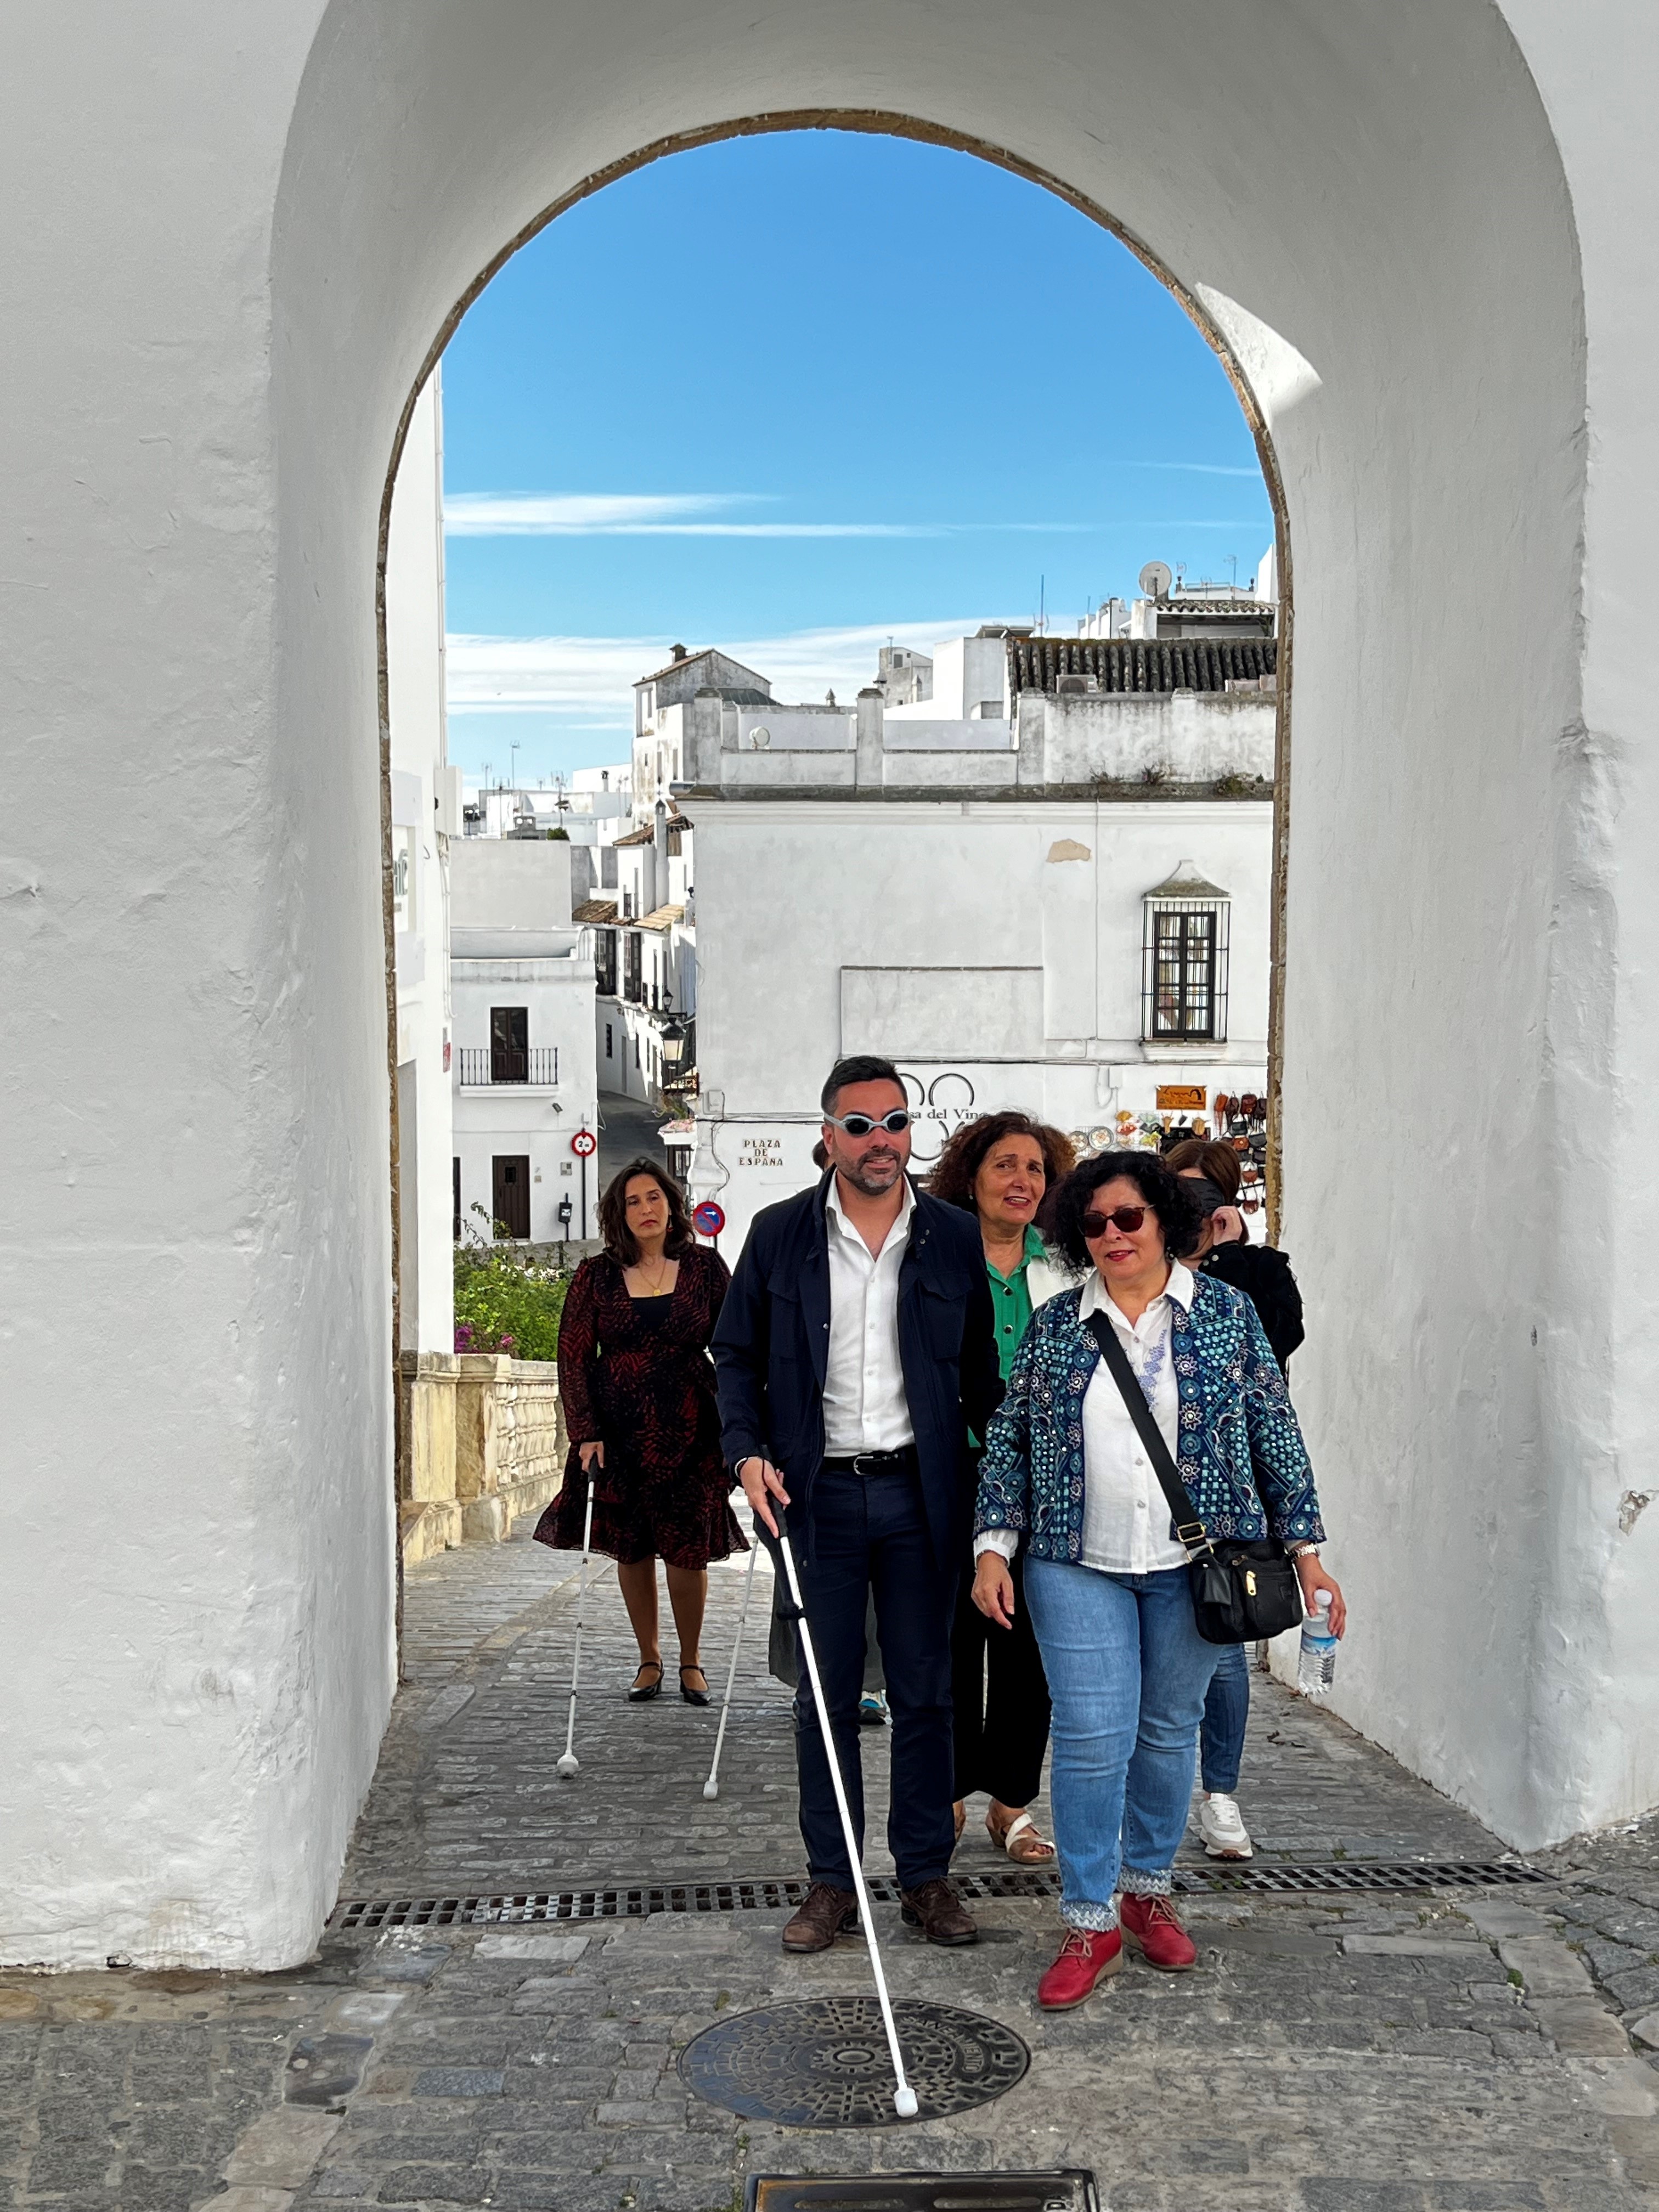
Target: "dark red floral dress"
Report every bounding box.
[534,1247,746,1570]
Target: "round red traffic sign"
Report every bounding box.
[571,1129,597,1158]
[692,1200,726,1238]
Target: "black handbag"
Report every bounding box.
[1084,1313,1304,1646]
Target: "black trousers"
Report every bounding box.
[792,1459,957,1893]
[951,1547,1052,1809]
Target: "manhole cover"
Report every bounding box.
[680,1996,1029,2128]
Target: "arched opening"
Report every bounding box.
[382,113,1294,1317]
[9,0,1610,1976]
[265,7,1589,1951]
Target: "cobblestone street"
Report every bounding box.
[4,1520,1656,2211]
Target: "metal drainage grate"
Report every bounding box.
[747,2180,1097,2212]
[1175,1858,1556,1896]
[681,1997,1029,2129]
[328,1859,1551,1931]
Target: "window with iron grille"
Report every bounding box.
[1142,870,1229,1042]
[623,932,643,1003]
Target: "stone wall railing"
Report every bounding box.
[397,1350,568,1566]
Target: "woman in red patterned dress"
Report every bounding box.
[535,1157,743,1705]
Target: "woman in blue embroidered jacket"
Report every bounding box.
[972,1150,1344,2009]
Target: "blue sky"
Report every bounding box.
[440,128,1271,785]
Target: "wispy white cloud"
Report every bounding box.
[442,490,1154,539]
[445,617,985,719]
[443,492,940,539]
[443,492,753,535]
[1126,461,1262,478]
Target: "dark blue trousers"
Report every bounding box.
[792,1461,957,1892]
[1200,1638,1251,1793]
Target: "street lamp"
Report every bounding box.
[659,1004,687,1077]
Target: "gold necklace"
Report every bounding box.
[635,1251,672,1296]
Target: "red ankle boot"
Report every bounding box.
[1036,1926,1123,2009]
[1119,1891,1197,1971]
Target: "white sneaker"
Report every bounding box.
[1199,1793,1254,1859]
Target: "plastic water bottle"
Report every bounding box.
[1297,1590,1339,1698]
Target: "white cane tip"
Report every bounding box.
[556,1754,579,1778]
[702,1780,719,1799]
[894,2085,918,2119]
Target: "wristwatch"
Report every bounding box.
[1286,1541,1321,1560]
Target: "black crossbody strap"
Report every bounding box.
[1083,1311,1211,1558]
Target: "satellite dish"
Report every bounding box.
[749,726,771,749]
[1138,561,1173,602]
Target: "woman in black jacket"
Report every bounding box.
[1165,1137,1303,1369]
[1164,1137,1305,1863]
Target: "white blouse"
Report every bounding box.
[976,1261,1195,1576]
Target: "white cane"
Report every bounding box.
[702,1535,760,1800]
[556,1470,596,1779]
[770,1515,918,2120]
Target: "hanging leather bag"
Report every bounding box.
[1084,1312,1304,1645]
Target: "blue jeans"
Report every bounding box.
[1200,1640,1250,1793]
[1024,1559,1218,1930]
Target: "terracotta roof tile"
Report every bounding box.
[1008,635,1278,697]
[572,898,618,924]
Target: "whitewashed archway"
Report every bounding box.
[8,0,1652,1971]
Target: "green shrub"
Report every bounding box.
[453,1209,569,1361]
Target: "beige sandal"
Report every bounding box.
[988,1809,1056,1865]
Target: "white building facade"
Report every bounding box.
[679,632,1277,1252]
[578,802,697,1111]
[449,840,600,1244]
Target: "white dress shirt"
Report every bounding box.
[822,1175,916,1454]
[977,1261,1195,1575]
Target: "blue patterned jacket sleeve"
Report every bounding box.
[1238,1293,1326,1543]
[974,1317,1035,1536]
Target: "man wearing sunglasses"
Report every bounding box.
[713,1054,1002,1956]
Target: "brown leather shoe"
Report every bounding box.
[899,1878,979,1946]
[781,1882,859,1954]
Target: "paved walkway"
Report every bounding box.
[596,1096,675,1196]
[3,1522,1656,2212]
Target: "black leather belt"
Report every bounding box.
[822,1447,918,1477]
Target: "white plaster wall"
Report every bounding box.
[693,798,1272,1249]
[387,374,455,1356]
[450,840,573,930]
[0,2,392,1970]
[1,0,1639,1965]
[881,718,1013,751]
[1030,691,1276,786]
[918,634,1007,719]
[734,706,854,751]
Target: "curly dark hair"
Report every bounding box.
[926,1111,1077,1214]
[598,1156,696,1266]
[1041,1149,1204,1270]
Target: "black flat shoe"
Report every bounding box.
[679,1664,710,1707]
[628,1661,664,1702]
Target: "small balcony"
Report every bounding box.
[458,1046,560,1087]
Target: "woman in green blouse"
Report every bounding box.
[929,1111,1079,1864]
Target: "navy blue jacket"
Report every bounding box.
[712,1172,1002,1567]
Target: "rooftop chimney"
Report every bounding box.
[671,642,688,663]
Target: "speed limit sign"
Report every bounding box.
[571,1128,597,1158]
